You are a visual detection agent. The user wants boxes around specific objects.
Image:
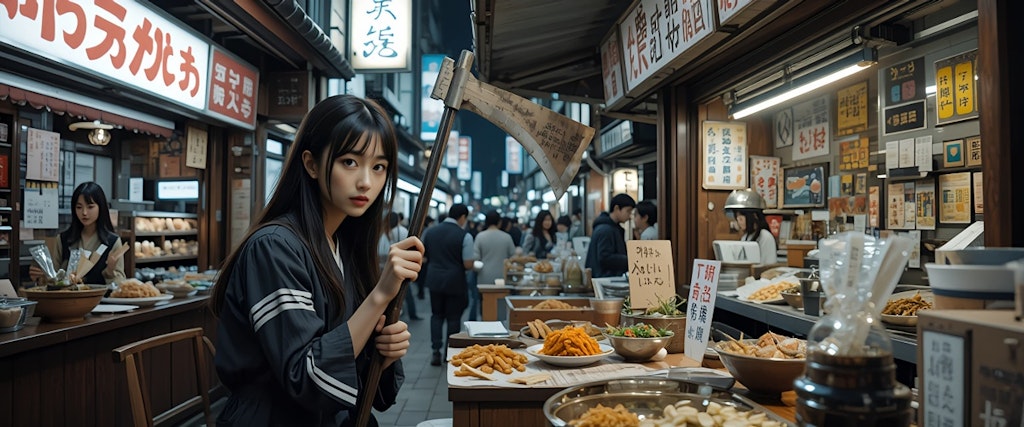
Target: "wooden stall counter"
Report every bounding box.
[0,295,218,426]
[447,351,796,427]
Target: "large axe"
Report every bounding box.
[354,50,595,426]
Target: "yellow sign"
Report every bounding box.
[836,81,868,136]
[839,136,869,171]
[935,50,978,125]
[626,240,675,309]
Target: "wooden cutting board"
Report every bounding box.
[447,332,526,348]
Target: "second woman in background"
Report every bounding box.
[522,210,556,259]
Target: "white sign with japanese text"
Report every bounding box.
[185,126,207,169]
[750,156,780,209]
[505,135,523,174]
[457,136,472,181]
[702,121,747,190]
[23,181,58,229]
[626,240,675,309]
[792,96,831,161]
[26,128,60,182]
[685,259,720,363]
[619,0,716,92]
[600,28,626,106]
[350,0,411,71]
[921,331,964,427]
[445,130,460,169]
[0,0,211,111]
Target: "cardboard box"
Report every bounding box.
[505,296,594,331]
[918,310,1024,427]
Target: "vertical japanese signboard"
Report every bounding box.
[421,54,446,141]
[921,331,965,427]
[626,240,675,310]
[750,156,779,209]
[792,96,830,161]
[457,136,472,181]
[882,58,927,135]
[701,121,747,190]
[619,0,716,93]
[505,135,523,174]
[185,125,207,169]
[684,259,720,364]
[26,128,59,182]
[444,130,460,169]
[350,0,411,71]
[836,81,868,136]
[934,50,978,125]
[207,48,258,128]
[600,29,626,106]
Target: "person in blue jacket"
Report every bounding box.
[209,95,424,426]
[585,193,636,278]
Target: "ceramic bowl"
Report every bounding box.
[714,340,806,395]
[21,285,107,323]
[941,248,1024,265]
[602,332,672,361]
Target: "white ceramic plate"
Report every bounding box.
[880,290,934,325]
[92,304,140,313]
[102,294,174,307]
[526,343,612,367]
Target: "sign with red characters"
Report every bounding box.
[207,48,258,128]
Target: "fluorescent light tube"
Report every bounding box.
[731,63,873,119]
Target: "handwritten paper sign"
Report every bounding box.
[836,81,868,136]
[27,128,60,182]
[792,96,830,161]
[626,240,675,309]
[185,126,208,169]
[23,181,58,229]
[702,121,747,190]
[921,331,965,427]
[750,156,779,208]
[684,259,721,363]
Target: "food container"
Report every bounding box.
[620,311,686,353]
[924,263,1015,309]
[0,298,37,332]
[602,332,671,361]
[505,296,593,331]
[714,339,806,395]
[21,285,106,323]
[544,377,791,426]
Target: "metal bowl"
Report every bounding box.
[714,340,806,395]
[780,289,803,309]
[602,332,672,361]
[544,377,791,426]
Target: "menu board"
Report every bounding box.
[836,81,868,136]
[684,259,720,364]
[27,128,60,182]
[749,156,779,208]
[626,240,675,310]
[939,172,972,224]
[701,121,747,190]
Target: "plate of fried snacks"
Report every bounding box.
[450,344,528,381]
[880,290,934,326]
[519,319,605,345]
[527,325,613,367]
[102,279,174,306]
[736,277,799,304]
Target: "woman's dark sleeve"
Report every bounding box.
[372,360,405,411]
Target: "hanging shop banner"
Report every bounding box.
[774,107,793,148]
[457,136,472,181]
[600,28,626,106]
[349,0,411,71]
[444,130,460,169]
[883,100,926,135]
[619,0,716,93]
[838,136,869,171]
[207,48,258,128]
[883,57,925,108]
[505,135,523,174]
[701,121,747,190]
[836,81,868,136]
[717,0,761,26]
[626,240,676,310]
[421,54,446,141]
[749,156,780,209]
[934,49,978,125]
[938,172,972,224]
[792,96,830,161]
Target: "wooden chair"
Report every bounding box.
[112,327,217,427]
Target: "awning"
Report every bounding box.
[0,73,175,138]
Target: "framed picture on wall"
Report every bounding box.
[943,139,965,168]
[782,163,828,208]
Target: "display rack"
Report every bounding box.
[0,111,19,283]
[119,211,199,277]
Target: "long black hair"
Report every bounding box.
[62,182,118,248]
[738,210,770,240]
[210,95,398,318]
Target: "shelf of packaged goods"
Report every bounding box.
[134,254,198,264]
[135,230,198,237]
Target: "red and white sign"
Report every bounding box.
[207,48,258,128]
[600,28,625,106]
[506,135,522,174]
[717,0,759,26]
[444,130,460,169]
[0,0,211,111]
[684,259,721,363]
[457,135,472,181]
[619,0,716,92]
[750,156,780,209]
[792,95,831,161]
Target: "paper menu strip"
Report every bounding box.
[915,135,934,172]
[886,140,899,172]
[899,138,916,168]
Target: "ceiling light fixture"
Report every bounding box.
[729,47,878,120]
[69,120,114,146]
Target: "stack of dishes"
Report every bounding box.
[926,248,1024,309]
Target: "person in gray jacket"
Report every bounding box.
[585,194,636,278]
[474,210,516,286]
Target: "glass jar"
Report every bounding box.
[794,311,912,427]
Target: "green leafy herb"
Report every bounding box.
[605,323,672,338]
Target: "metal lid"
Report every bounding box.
[724,188,766,210]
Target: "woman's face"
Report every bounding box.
[736,214,747,231]
[317,134,390,222]
[75,195,100,229]
[542,215,553,230]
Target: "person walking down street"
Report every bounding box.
[505,217,523,247]
[585,194,636,278]
[569,208,584,239]
[422,204,475,366]
[474,211,516,287]
[522,211,556,259]
[634,200,658,240]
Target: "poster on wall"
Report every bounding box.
[27,128,60,182]
[868,186,880,228]
[939,172,972,224]
[792,96,830,161]
[701,121,747,190]
[915,180,936,230]
[749,156,780,209]
[935,49,979,126]
[887,182,906,230]
[903,182,917,230]
[23,180,58,229]
[965,135,982,167]
[884,57,926,107]
[838,136,869,171]
[973,172,983,214]
[782,163,826,208]
[836,81,869,136]
[774,108,793,148]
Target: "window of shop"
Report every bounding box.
[265,137,287,203]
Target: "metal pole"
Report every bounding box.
[354,50,474,426]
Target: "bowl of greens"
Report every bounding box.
[603,323,673,361]
[621,295,686,353]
